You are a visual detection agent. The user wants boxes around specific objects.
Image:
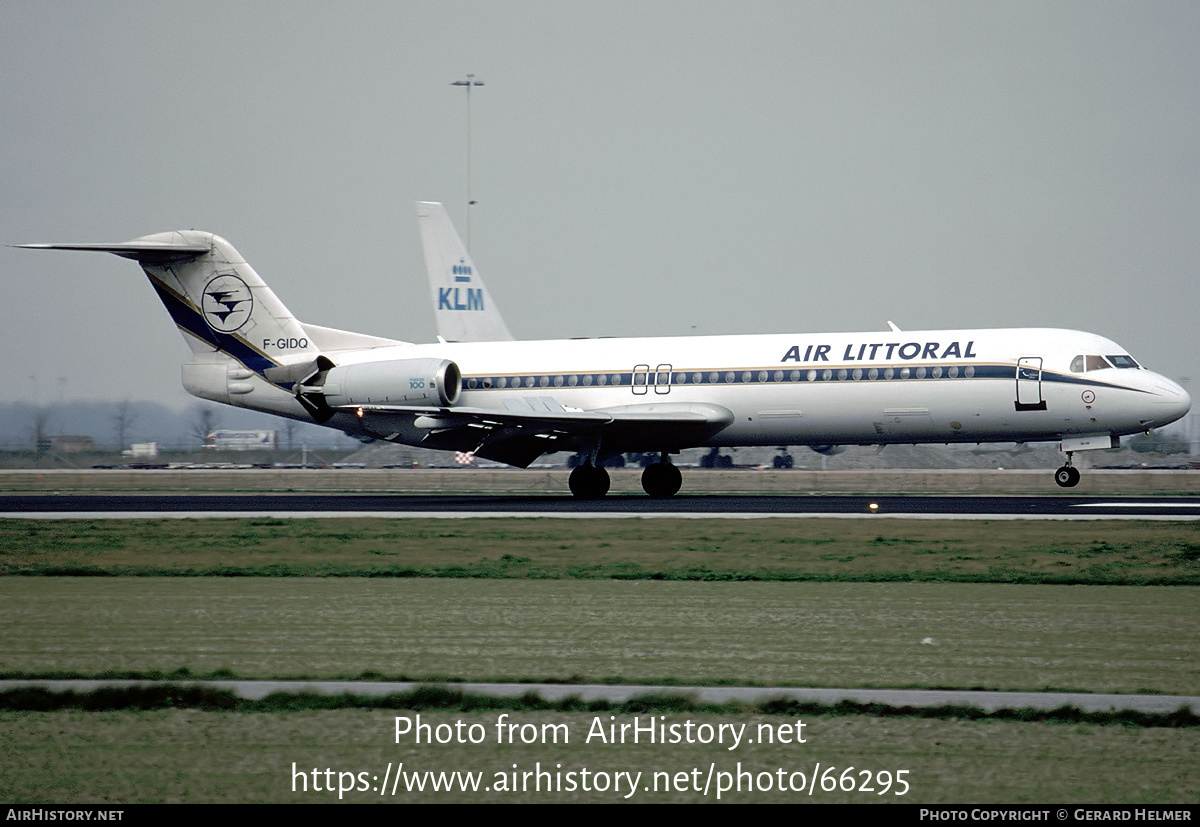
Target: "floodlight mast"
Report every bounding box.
[450,73,484,250]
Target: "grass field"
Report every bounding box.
[1,515,1197,803]
[2,708,1195,803]
[2,578,1197,694]
[3,516,1199,583]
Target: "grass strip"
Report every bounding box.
[2,684,1196,728]
[0,668,1183,697]
[5,579,1194,695]
[4,517,1200,584]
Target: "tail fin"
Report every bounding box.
[23,231,320,370]
[20,231,324,412]
[416,201,514,342]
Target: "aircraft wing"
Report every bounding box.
[337,400,734,467]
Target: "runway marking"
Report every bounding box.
[4,511,1200,520]
[1070,502,1200,508]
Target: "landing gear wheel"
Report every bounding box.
[1054,466,1081,488]
[641,462,682,498]
[569,464,610,499]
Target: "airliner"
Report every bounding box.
[417,201,514,343]
[21,230,1190,498]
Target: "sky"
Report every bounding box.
[2,1,1198,411]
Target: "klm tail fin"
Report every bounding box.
[416,201,514,342]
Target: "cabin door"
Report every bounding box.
[653,363,672,395]
[1015,357,1047,411]
[632,364,650,395]
[632,363,672,395]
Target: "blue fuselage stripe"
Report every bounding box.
[147,274,279,377]
[457,364,1145,394]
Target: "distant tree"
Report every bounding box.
[280,417,306,451]
[30,406,51,454]
[113,400,138,451]
[189,405,220,447]
[1127,432,1188,455]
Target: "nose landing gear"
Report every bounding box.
[1054,452,1081,488]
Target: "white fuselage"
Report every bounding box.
[302,326,1188,454]
[25,231,1189,478]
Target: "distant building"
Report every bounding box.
[205,430,278,451]
[44,435,95,453]
[123,442,159,458]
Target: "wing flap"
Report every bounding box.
[338,400,734,467]
[340,404,612,431]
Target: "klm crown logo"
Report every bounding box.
[439,258,484,311]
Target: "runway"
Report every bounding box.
[3,492,1200,519]
[2,679,1195,715]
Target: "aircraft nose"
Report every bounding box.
[1175,385,1192,421]
[1148,375,1191,427]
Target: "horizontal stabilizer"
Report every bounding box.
[18,240,211,263]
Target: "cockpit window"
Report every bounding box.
[1071,354,1138,372]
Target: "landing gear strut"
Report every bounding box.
[641,454,682,498]
[569,463,610,499]
[1054,452,1081,488]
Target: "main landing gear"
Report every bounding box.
[568,452,682,499]
[1054,452,1081,488]
[568,462,610,499]
[641,454,682,499]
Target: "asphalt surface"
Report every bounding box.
[3,492,1200,518]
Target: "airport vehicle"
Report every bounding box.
[205,429,278,451]
[21,231,1190,498]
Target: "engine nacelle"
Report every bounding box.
[809,444,844,456]
[319,358,462,408]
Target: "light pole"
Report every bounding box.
[450,73,484,250]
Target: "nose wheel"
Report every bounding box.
[1054,452,1081,488]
